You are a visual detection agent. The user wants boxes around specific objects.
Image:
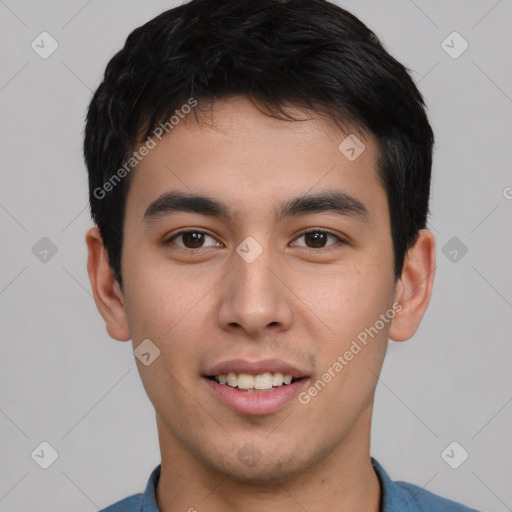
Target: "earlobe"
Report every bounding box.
[85,227,131,341]
[388,229,436,342]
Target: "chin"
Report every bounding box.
[199,441,319,485]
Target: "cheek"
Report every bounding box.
[123,266,210,371]
[308,259,392,328]
[122,251,194,334]
[302,268,395,397]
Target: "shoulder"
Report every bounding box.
[98,463,162,511]
[394,480,480,511]
[98,493,143,512]
[371,458,479,512]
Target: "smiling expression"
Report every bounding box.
[88,95,429,483]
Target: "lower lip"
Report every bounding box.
[202,377,310,416]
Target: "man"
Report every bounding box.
[84,0,478,510]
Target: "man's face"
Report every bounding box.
[118,96,399,480]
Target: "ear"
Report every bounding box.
[388,229,436,342]
[85,227,131,341]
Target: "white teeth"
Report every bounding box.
[272,372,284,386]
[254,373,273,390]
[237,373,254,390]
[214,371,295,389]
[226,372,237,387]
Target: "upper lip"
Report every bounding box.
[203,359,309,379]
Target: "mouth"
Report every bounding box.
[202,359,310,415]
[205,372,304,393]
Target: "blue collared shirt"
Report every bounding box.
[99,458,479,511]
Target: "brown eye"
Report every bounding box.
[293,230,342,249]
[168,230,220,249]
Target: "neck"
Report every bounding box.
[155,407,381,512]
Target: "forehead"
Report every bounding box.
[125,96,386,224]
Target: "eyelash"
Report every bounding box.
[166,228,345,250]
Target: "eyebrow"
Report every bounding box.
[143,189,370,226]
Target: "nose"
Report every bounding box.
[216,241,294,338]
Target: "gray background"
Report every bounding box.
[0,0,511,510]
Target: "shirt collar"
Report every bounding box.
[139,463,160,512]
[371,457,409,511]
